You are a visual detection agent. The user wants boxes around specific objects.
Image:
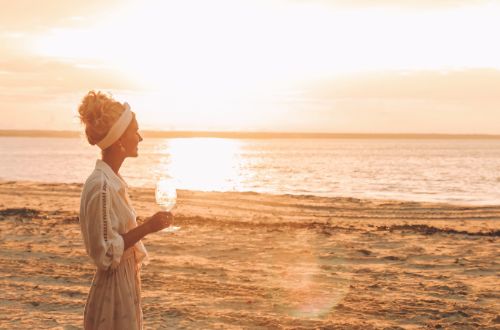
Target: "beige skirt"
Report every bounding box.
[84,248,142,330]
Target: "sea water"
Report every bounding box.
[1,136,499,205]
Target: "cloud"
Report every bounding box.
[304,69,500,103]
[284,69,500,134]
[0,71,139,132]
[0,1,121,31]
[290,0,492,9]
[0,53,141,131]
[0,56,139,99]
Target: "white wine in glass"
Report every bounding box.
[155,179,180,233]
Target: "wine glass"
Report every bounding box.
[155,179,181,233]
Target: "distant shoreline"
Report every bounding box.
[1,129,499,139]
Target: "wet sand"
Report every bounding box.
[0,181,499,329]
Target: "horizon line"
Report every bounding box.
[0,129,499,139]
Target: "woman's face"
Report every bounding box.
[119,113,143,157]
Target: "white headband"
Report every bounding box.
[97,102,133,150]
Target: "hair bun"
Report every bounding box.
[78,91,125,146]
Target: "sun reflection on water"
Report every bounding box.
[154,138,244,191]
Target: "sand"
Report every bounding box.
[0,180,499,329]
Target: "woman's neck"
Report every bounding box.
[102,151,125,176]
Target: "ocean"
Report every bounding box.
[1,136,499,205]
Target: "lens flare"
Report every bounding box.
[266,231,352,319]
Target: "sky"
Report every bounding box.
[0,0,499,134]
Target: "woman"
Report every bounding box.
[78,90,171,329]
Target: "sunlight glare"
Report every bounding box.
[31,0,500,86]
[27,0,500,131]
[156,138,243,192]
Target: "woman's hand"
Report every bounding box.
[145,211,173,233]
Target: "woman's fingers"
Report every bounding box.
[146,212,174,232]
[161,211,173,220]
[160,212,173,227]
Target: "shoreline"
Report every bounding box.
[1,179,499,209]
[0,180,499,328]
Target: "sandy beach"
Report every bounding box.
[0,180,498,329]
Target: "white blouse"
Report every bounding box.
[79,159,148,271]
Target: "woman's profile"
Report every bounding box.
[78,91,172,329]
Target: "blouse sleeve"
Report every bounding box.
[82,179,125,271]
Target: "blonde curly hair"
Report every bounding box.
[78,91,126,146]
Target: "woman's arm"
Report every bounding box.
[121,211,172,250]
[121,223,152,250]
